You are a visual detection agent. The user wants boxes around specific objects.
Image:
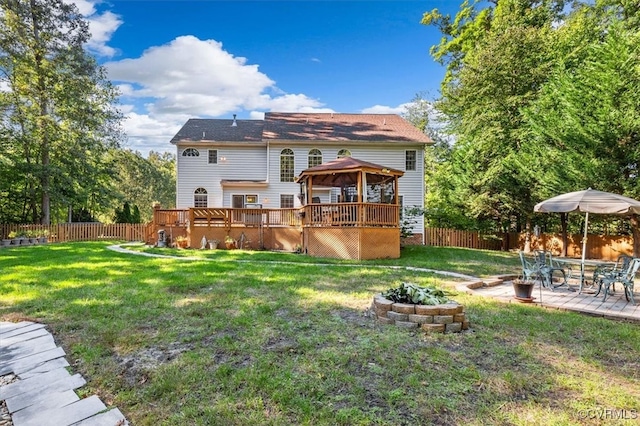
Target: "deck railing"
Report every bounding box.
[303,203,399,227]
[183,204,400,229]
[153,209,189,226]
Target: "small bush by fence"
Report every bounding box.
[0,223,152,243]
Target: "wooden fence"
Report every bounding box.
[1,221,634,260]
[0,223,152,243]
[424,228,505,251]
[424,227,634,260]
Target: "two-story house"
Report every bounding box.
[170,112,432,243]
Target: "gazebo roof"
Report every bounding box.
[295,157,404,187]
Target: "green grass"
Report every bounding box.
[1,242,639,425]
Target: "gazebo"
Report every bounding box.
[295,157,404,259]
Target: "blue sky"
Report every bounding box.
[75,0,462,155]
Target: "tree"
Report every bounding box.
[423,0,568,233]
[108,149,176,222]
[0,0,122,224]
[523,4,640,254]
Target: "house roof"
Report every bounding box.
[170,118,264,144]
[264,113,432,143]
[170,113,432,145]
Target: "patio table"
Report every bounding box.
[552,257,615,294]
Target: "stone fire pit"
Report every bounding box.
[372,294,469,333]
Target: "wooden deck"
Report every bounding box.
[151,204,402,259]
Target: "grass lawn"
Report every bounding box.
[1,242,639,425]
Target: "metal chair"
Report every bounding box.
[533,250,568,290]
[599,257,640,304]
[518,251,539,281]
[593,254,633,297]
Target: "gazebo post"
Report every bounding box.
[393,176,399,204]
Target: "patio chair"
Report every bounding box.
[599,257,640,304]
[518,251,539,281]
[593,254,633,297]
[533,250,568,290]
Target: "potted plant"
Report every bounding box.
[174,235,188,249]
[27,229,37,245]
[38,229,49,244]
[208,239,220,249]
[512,279,535,302]
[8,231,20,246]
[224,235,236,249]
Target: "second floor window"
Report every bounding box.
[280,149,294,182]
[405,150,417,171]
[308,149,322,168]
[182,148,200,157]
[337,149,351,158]
[208,150,218,164]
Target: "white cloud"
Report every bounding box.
[105,36,328,118]
[68,0,122,57]
[360,103,413,115]
[119,111,185,154]
[85,11,122,56]
[105,35,331,154]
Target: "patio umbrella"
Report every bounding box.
[534,188,640,284]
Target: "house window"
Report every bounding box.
[208,150,218,164]
[280,149,294,182]
[308,149,322,168]
[232,194,258,208]
[405,150,417,171]
[337,149,351,158]
[182,148,200,157]
[280,194,294,208]
[194,187,208,207]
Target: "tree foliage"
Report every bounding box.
[0,0,122,224]
[422,0,640,236]
[0,1,176,225]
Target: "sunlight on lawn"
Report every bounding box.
[71,298,120,307]
[174,296,210,307]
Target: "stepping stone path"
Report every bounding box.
[0,321,128,426]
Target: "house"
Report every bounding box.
[169,112,432,247]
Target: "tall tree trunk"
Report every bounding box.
[560,213,568,257]
[30,0,51,225]
[524,217,531,253]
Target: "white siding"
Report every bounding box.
[176,145,267,208]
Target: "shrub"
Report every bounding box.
[381,282,449,305]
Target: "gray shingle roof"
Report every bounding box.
[170,118,264,143]
[170,113,432,145]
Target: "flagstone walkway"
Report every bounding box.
[0,321,128,426]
